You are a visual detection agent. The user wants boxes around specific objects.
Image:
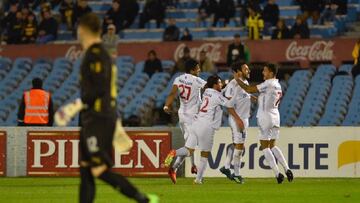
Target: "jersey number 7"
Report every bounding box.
[275,92,282,107]
[178,84,191,101]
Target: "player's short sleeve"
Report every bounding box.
[224,82,234,98]
[256,80,269,93]
[173,76,180,87]
[218,94,233,108]
[195,77,207,89]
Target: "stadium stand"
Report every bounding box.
[1,55,360,127]
[2,0,359,43]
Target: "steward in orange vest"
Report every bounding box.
[17,78,54,126]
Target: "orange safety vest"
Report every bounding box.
[24,89,50,124]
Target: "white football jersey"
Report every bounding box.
[256,79,282,120]
[197,88,233,130]
[224,79,251,119]
[173,73,207,115]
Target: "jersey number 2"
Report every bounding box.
[179,84,191,101]
[200,97,209,112]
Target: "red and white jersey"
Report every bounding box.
[173,73,207,115]
[256,79,282,120]
[223,79,251,120]
[197,88,233,130]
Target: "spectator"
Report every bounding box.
[199,50,215,73]
[226,34,250,66]
[320,1,338,25]
[102,15,115,35]
[106,0,125,33]
[174,46,193,73]
[20,5,33,22]
[122,0,139,29]
[263,0,279,35]
[139,0,166,29]
[102,24,120,58]
[59,0,74,30]
[22,13,37,43]
[36,9,58,44]
[144,50,163,77]
[213,0,235,27]
[291,15,310,39]
[197,0,217,27]
[352,39,360,65]
[2,3,18,43]
[6,11,23,44]
[263,0,279,26]
[17,78,54,126]
[163,18,180,41]
[246,8,264,40]
[180,28,193,41]
[334,0,347,15]
[352,39,360,78]
[271,19,291,40]
[297,0,324,24]
[73,0,92,26]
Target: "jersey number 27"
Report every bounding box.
[178,84,191,101]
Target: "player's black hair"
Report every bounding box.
[206,74,221,88]
[185,59,198,73]
[32,77,43,89]
[265,63,278,76]
[231,61,247,73]
[78,13,102,34]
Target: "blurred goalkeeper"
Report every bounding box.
[54,13,158,203]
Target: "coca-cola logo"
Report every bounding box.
[286,41,334,61]
[65,45,83,61]
[174,43,222,62]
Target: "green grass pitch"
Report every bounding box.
[0,177,359,203]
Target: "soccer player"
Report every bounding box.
[234,63,293,184]
[164,75,245,184]
[163,59,207,183]
[55,13,157,203]
[219,62,251,184]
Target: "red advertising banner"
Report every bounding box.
[27,130,171,177]
[0,38,356,68]
[0,131,6,176]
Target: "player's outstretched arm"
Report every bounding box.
[227,107,245,131]
[54,98,86,126]
[163,85,178,114]
[233,74,259,93]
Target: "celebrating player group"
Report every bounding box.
[163,61,294,184]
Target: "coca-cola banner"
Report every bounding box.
[27,130,171,176]
[0,131,6,176]
[0,38,356,67]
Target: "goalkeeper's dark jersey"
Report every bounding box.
[80,43,117,118]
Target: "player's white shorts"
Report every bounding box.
[178,113,195,140]
[229,116,249,144]
[257,115,280,140]
[185,119,215,152]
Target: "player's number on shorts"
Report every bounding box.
[87,136,99,153]
[275,92,282,107]
[178,84,191,101]
[200,97,209,112]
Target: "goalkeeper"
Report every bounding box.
[54,13,157,203]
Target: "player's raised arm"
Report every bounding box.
[234,73,259,93]
[163,85,178,114]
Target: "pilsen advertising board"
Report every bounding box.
[26,131,171,176]
[0,131,6,176]
[0,38,356,67]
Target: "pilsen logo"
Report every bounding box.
[286,41,334,61]
[65,45,83,61]
[174,43,222,62]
